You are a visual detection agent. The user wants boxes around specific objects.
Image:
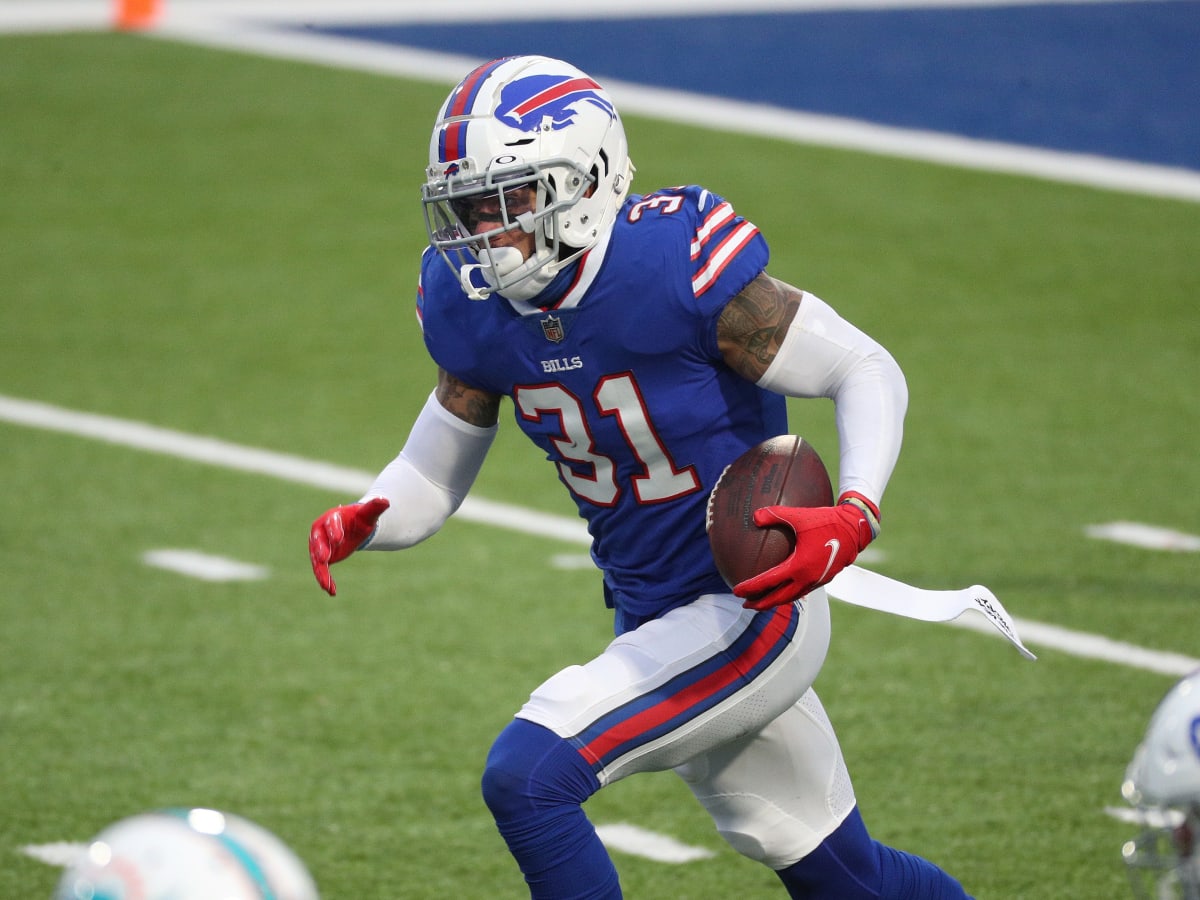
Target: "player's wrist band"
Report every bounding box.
[838,491,881,539]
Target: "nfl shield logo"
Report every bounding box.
[540,314,565,343]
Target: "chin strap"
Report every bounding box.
[461,246,558,302]
[459,264,491,300]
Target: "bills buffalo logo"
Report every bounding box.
[497,75,615,133]
[442,162,461,177]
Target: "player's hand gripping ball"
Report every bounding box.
[707,435,880,610]
[706,436,834,590]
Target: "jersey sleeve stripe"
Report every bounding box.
[689,201,735,260]
[691,220,761,297]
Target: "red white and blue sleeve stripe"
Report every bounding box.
[690,199,764,298]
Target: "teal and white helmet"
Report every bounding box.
[1122,671,1200,899]
[53,808,320,900]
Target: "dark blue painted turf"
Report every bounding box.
[303,2,1200,170]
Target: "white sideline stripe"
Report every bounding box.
[595,823,716,863]
[1,393,1197,677]
[0,0,1174,32]
[20,842,86,867]
[140,20,1200,205]
[2,1,1192,203]
[142,548,270,582]
[1085,521,1200,553]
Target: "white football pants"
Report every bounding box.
[515,589,857,869]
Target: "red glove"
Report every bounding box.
[308,497,390,596]
[734,492,880,610]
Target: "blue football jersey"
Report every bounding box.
[417,186,787,629]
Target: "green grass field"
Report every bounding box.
[2,30,1198,899]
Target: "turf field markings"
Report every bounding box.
[126,6,1200,205]
[2,393,1197,677]
[19,830,718,870]
[142,548,270,582]
[20,842,86,867]
[1085,522,1200,553]
[595,823,716,863]
[4,2,1198,201]
[551,553,597,570]
[952,616,1200,678]
[1104,806,1185,829]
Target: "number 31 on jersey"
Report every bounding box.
[515,373,701,507]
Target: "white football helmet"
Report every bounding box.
[422,55,634,301]
[1122,671,1200,900]
[54,808,320,900]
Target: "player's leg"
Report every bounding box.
[776,810,974,900]
[481,717,619,899]
[676,688,972,899]
[673,687,856,870]
[481,591,830,899]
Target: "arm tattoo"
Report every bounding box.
[717,273,803,382]
[435,368,502,427]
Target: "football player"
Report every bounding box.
[310,55,972,899]
[1121,671,1200,900]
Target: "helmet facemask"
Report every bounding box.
[422,55,633,302]
[422,155,594,301]
[1122,805,1200,900]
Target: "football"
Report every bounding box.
[54,808,320,900]
[706,435,834,589]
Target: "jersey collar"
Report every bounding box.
[502,225,613,316]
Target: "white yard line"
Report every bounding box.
[19,842,87,867]
[142,548,270,581]
[952,616,1199,679]
[23,825,714,870]
[1104,806,1185,828]
[1085,522,1200,553]
[2,393,1197,676]
[595,823,716,863]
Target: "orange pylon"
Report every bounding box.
[115,0,160,30]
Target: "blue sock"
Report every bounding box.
[481,718,621,900]
[776,808,973,899]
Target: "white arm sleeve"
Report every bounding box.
[756,292,908,506]
[358,391,497,550]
